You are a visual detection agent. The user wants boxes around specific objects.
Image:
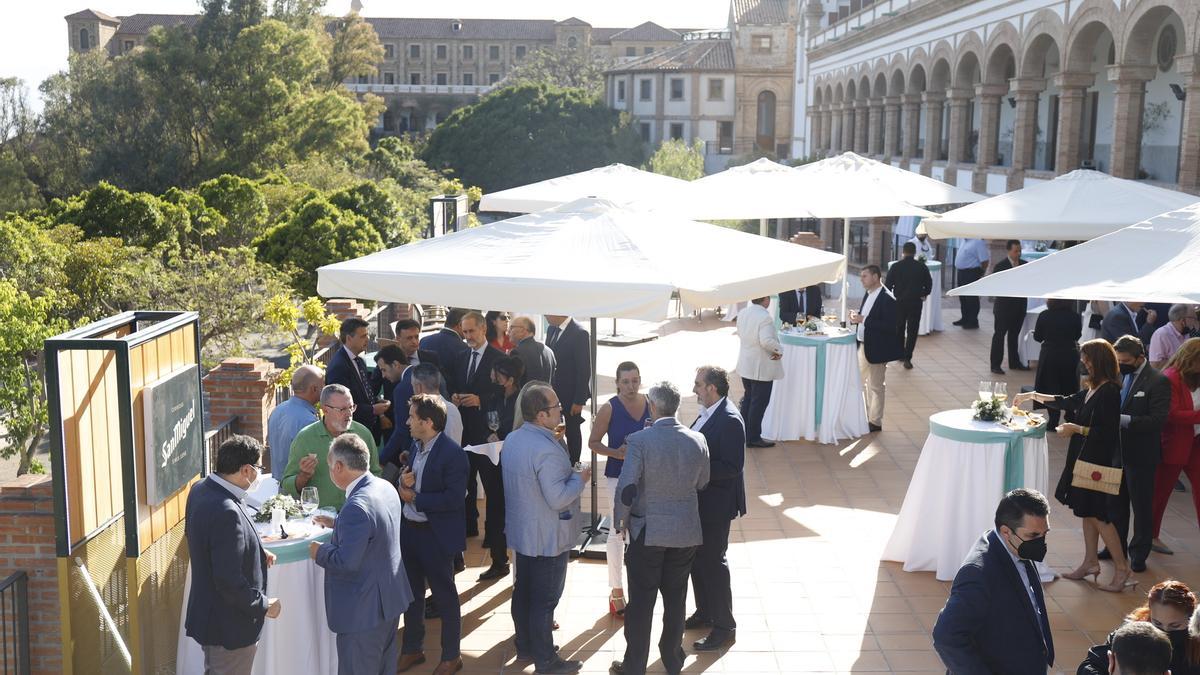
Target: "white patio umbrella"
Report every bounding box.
[948,202,1200,304]
[796,151,983,207]
[477,163,691,213]
[922,169,1200,240]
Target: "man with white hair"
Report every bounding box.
[281,384,382,510]
[267,365,323,475]
[1148,303,1198,369]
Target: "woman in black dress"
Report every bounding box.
[489,355,525,442]
[1032,298,1083,429]
[1013,339,1134,592]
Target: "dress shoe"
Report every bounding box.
[478,563,510,581]
[868,423,882,432]
[747,439,775,448]
[990,367,1005,375]
[1152,541,1174,555]
[454,555,466,573]
[536,658,582,674]
[609,661,626,674]
[903,360,913,370]
[684,614,713,630]
[396,652,426,673]
[515,645,560,661]
[693,628,736,651]
[952,319,964,326]
[433,657,463,675]
[1010,363,1031,371]
[1131,558,1147,573]
[962,324,980,330]
[1097,548,1112,561]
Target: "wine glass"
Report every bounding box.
[300,486,319,517]
[486,410,500,435]
[992,381,1008,403]
[978,380,993,402]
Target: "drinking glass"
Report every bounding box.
[300,487,319,516]
[978,380,993,401]
[992,381,1008,403]
[486,410,500,434]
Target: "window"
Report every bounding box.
[436,44,447,60]
[357,74,368,84]
[410,73,421,85]
[639,79,652,101]
[463,45,474,60]
[515,45,526,59]
[488,73,501,85]
[384,44,394,59]
[567,36,578,49]
[644,46,654,55]
[670,123,684,140]
[669,78,684,101]
[639,122,651,143]
[488,45,501,61]
[384,72,395,84]
[78,28,89,51]
[409,44,421,59]
[617,80,626,102]
[626,46,636,57]
[123,40,135,52]
[752,35,772,53]
[707,78,724,101]
[463,73,474,86]
[436,73,448,85]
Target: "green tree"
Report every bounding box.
[0,151,43,215]
[644,138,705,180]
[197,174,269,247]
[500,46,612,99]
[54,182,189,251]
[256,197,383,296]
[328,181,412,246]
[0,281,67,474]
[326,12,385,89]
[264,294,341,383]
[422,83,643,193]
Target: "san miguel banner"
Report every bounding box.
[143,364,203,506]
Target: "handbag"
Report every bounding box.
[1088,313,1103,329]
[1071,459,1122,495]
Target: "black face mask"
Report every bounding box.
[1167,628,1190,654]
[1119,363,1138,376]
[1007,530,1048,562]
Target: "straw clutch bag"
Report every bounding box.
[1071,459,1122,496]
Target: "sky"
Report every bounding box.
[2,1,731,111]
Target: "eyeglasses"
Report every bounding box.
[324,403,357,414]
[540,402,563,412]
[250,463,266,472]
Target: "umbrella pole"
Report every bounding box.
[759,218,768,237]
[576,318,608,558]
[841,217,851,323]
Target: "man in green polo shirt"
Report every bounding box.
[281,383,382,510]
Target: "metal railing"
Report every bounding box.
[204,417,239,473]
[0,572,30,675]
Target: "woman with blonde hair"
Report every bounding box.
[1151,338,1200,554]
[1014,339,1133,592]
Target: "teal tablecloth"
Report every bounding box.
[263,527,333,565]
[1021,249,1056,260]
[777,330,856,424]
[928,413,1047,492]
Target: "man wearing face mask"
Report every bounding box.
[933,489,1054,674]
[185,435,280,675]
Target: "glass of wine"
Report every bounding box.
[992,381,1008,403]
[300,486,319,519]
[486,410,500,435]
[978,380,993,402]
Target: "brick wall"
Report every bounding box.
[0,474,62,674]
[202,358,277,447]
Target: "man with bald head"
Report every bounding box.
[267,365,323,475]
[509,316,556,384]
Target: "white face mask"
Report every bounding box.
[246,465,264,494]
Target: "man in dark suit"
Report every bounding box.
[1104,336,1172,571]
[376,331,443,470]
[1102,302,1158,345]
[509,315,556,384]
[311,433,413,675]
[686,366,746,653]
[885,242,933,370]
[849,265,902,432]
[420,308,471,383]
[545,315,592,464]
[185,435,280,674]
[777,286,823,324]
[372,320,440,409]
[933,489,1054,674]
[989,240,1029,375]
[396,394,470,675]
[451,311,506,567]
[326,317,390,442]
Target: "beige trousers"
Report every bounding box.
[858,346,887,427]
[202,643,257,675]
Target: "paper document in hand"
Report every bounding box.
[464,441,503,466]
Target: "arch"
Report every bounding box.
[890,68,906,97]
[79,27,90,51]
[1120,2,1189,66]
[873,72,888,98]
[834,82,844,104]
[985,42,1017,85]
[908,63,928,94]
[983,21,1021,77]
[954,51,983,89]
[953,30,986,78]
[846,79,857,101]
[858,75,872,100]
[1064,19,1116,73]
[1019,9,1066,77]
[824,84,834,106]
[1020,33,1062,79]
[813,87,824,106]
[756,90,778,152]
[929,57,952,91]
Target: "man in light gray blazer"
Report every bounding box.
[509,316,556,384]
[502,382,590,675]
[610,382,710,675]
[310,433,413,675]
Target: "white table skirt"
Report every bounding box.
[885,260,944,335]
[882,409,1052,582]
[761,335,869,444]
[1018,304,1048,366]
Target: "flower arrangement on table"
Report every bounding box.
[917,254,927,263]
[972,396,1008,422]
[254,494,303,523]
[802,319,823,333]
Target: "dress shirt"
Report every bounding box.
[994,528,1045,645]
[1123,304,1141,331]
[908,236,934,259]
[210,473,249,503]
[856,286,883,341]
[466,344,486,381]
[407,351,420,366]
[266,396,319,479]
[344,345,369,386]
[1119,361,1147,428]
[440,396,464,446]
[402,433,440,522]
[1149,322,1188,364]
[343,472,368,499]
[954,239,989,270]
[691,398,725,431]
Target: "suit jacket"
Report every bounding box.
[885,257,933,303]
[512,336,557,385]
[735,303,783,381]
[778,286,823,322]
[420,328,470,383]
[184,476,269,650]
[378,350,444,466]
[404,433,470,556]
[932,530,1054,674]
[315,474,414,634]
[695,398,747,523]
[990,257,1028,317]
[1101,305,1155,344]
[615,418,710,547]
[372,350,440,409]
[326,345,379,438]
[547,319,591,409]
[501,423,588,557]
[1119,363,1171,465]
[450,345,505,446]
[860,289,904,364]
[1162,367,1200,465]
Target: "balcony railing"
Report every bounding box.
[0,572,30,675]
[810,0,917,50]
[346,83,495,96]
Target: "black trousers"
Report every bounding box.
[955,267,983,326]
[895,298,923,361]
[400,522,461,662]
[689,517,734,631]
[1113,458,1159,562]
[739,378,773,444]
[564,412,584,464]
[465,460,479,535]
[990,309,1025,368]
[470,453,508,565]
[622,532,696,675]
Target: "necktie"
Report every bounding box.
[467,351,479,382]
[1120,373,1134,406]
[1021,560,1048,643]
[353,356,371,391]
[546,325,560,347]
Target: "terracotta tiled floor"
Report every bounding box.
[421,305,1200,674]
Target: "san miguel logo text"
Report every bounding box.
[161,400,196,469]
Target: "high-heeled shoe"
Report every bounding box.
[1097,568,1139,593]
[1062,563,1100,582]
[609,591,626,618]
